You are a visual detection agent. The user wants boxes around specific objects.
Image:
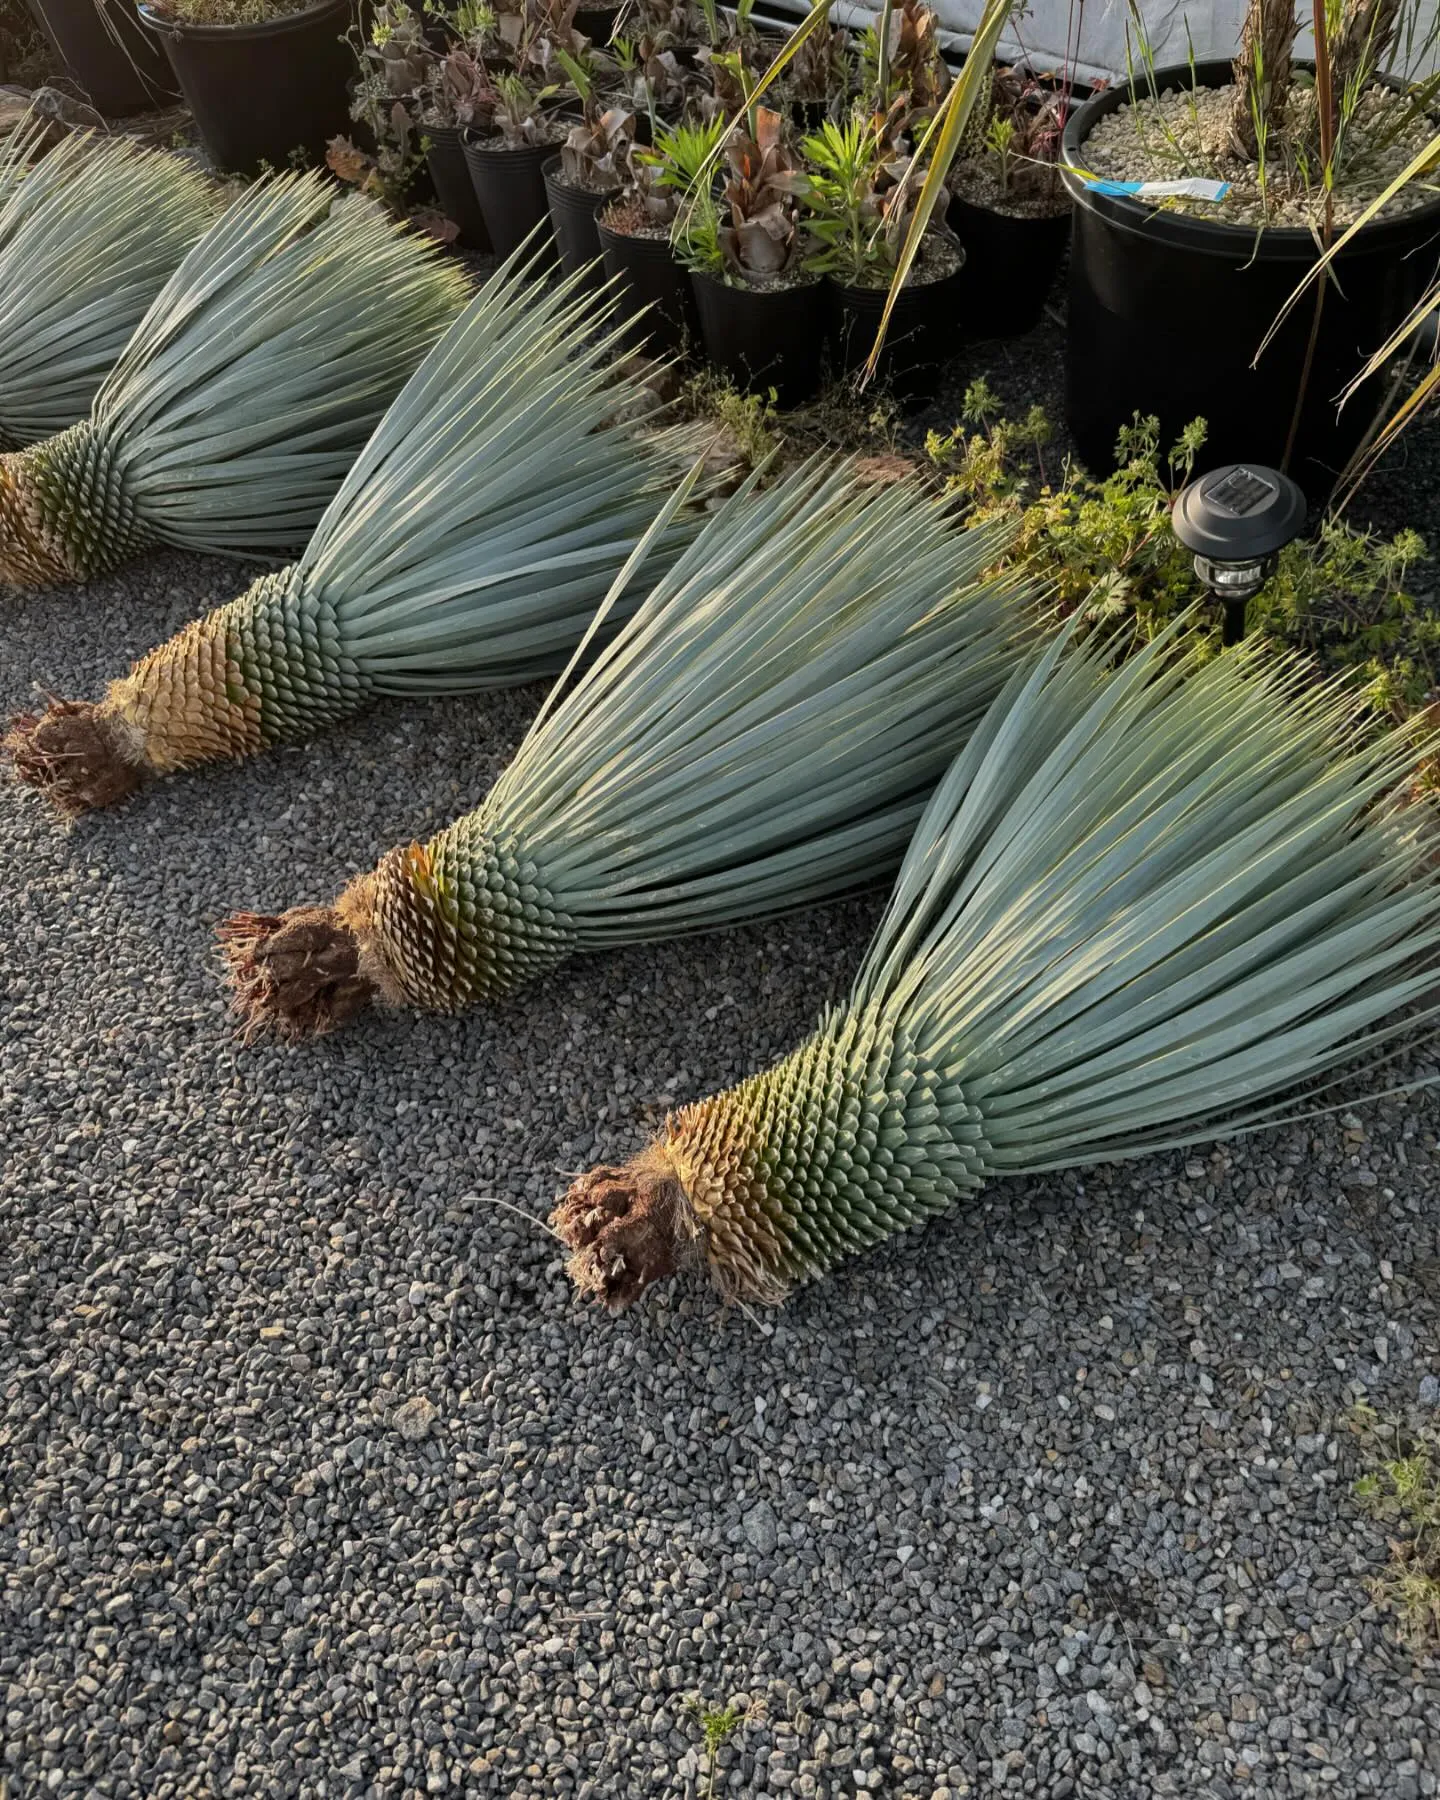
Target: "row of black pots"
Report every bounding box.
[534,154,969,405]
[534,157,1072,402]
[444,59,1440,496]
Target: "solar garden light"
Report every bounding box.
[1170,463,1308,646]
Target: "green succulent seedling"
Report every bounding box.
[685,1696,749,1800]
[798,109,915,286]
[1351,1409,1440,1655]
[926,385,1432,716]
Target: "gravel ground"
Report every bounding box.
[5,341,1440,1800]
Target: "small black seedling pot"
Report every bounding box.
[691,270,830,407]
[945,192,1070,340]
[463,135,559,263]
[830,256,966,399]
[573,0,619,43]
[425,123,490,249]
[598,212,699,355]
[542,156,611,285]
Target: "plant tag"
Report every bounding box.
[1085,177,1232,201]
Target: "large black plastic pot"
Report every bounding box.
[830,254,966,399]
[26,0,175,113]
[462,135,559,264]
[138,0,355,176]
[426,123,489,249]
[1061,61,1440,496]
[946,190,1070,340]
[691,270,829,407]
[542,156,610,285]
[598,213,698,354]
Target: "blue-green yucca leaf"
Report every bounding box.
[552,619,1440,1310]
[215,455,1042,1039]
[0,169,468,587]
[0,121,214,449]
[10,243,709,820]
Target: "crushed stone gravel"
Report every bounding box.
[4,333,1440,1799]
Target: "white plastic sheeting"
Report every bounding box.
[767,2,1440,87]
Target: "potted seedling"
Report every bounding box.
[1060,0,1440,493]
[859,0,949,127]
[947,63,1071,339]
[799,103,963,396]
[607,0,720,121]
[609,33,708,125]
[138,0,357,174]
[460,1,582,257]
[679,104,828,405]
[543,52,635,278]
[573,0,618,48]
[340,3,438,214]
[783,0,853,133]
[597,111,724,350]
[416,4,497,245]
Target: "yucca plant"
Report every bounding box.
[217,458,1038,1039]
[0,170,467,590]
[7,250,701,816]
[0,123,213,450]
[553,623,1440,1309]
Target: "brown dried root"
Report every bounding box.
[550,1146,703,1309]
[4,700,148,815]
[220,901,376,1041]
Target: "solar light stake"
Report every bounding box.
[1170,464,1308,645]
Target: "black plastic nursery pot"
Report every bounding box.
[462,135,559,264]
[946,191,1070,340]
[597,213,699,355]
[27,0,176,114]
[830,256,967,399]
[426,123,490,250]
[573,0,619,43]
[138,0,356,176]
[691,270,829,407]
[542,156,610,285]
[1061,60,1440,498]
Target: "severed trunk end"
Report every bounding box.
[218,884,384,1041]
[4,699,148,815]
[550,1146,703,1310]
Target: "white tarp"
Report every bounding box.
[781,2,1440,87]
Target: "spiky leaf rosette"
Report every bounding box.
[0,123,213,450]
[218,459,1038,1038]
[553,626,1440,1309]
[7,251,700,815]
[0,171,467,588]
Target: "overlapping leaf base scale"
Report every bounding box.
[225,568,371,748]
[365,822,579,1012]
[662,1009,991,1301]
[0,423,152,587]
[105,567,371,774]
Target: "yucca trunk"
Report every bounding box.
[6,253,702,816]
[1227,0,1300,160]
[0,123,213,450]
[554,626,1440,1309]
[216,460,1039,1040]
[0,171,466,590]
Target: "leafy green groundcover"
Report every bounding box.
[927,382,1435,726]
